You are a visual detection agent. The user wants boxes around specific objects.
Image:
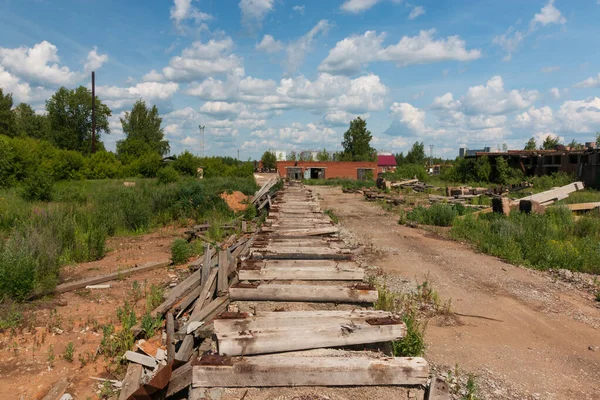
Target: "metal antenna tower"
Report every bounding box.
[199,125,205,157]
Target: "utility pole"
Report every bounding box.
[429,144,434,166]
[199,125,205,158]
[91,71,96,153]
[237,149,240,160]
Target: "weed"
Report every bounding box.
[392,311,426,357]
[171,238,192,265]
[324,209,339,224]
[406,204,469,227]
[595,292,600,302]
[0,306,23,331]
[99,380,115,399]
[78,352,87,367]
[145,284,163,312]
[140,312,162,339]
[131,281,143,303]
[46,344,55,368]
[374,285,400,312]
[63,341,75,362]
[461,374,480,400]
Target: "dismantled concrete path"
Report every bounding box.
[313,185,600,400]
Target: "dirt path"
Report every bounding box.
[313,186,600,400]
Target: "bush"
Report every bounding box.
[156,166,179,184]
[20,169,54,202]
[392,311,426,357]
[406,204,467,227]
[385,163,428,182]
[173,151,201,176]
[171,239,191,265]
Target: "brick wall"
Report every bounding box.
[276,161,378,180]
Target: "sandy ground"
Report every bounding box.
[312,185,600,400]
[0,227,187,400]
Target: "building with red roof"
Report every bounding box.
[377,154,397,173]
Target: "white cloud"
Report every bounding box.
[340,0,402,13]
[181,136,199,146]
[239,0,275,30]
[165,124,182,137]
[514,106,555,132]
[285,20,331,75]
[84,47,109,73]
[493,27,524,62]
[558,97,600,132]
[408,6,425,20]
[530,0,566,30]
[142,69,165,82]
[319,29,481,76]
[541,66,560,73]
[256,34,284,53]
[199,101,245,117]
[323,110,370,126]
[0,41,105,87]
[549,87,561,99]
[461,76,538,115]
[170,0,212,31]
[574,73,600,88]
[0,65,50,103]
[292,5,305,14]
[161,38,244,82]
[97,81,179,110]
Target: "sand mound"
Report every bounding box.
[220,191,249,212]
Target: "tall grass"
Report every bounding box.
[405,204,471,227]
[0,176,258,300]
[451,207,600,274]
[304,178,375,190]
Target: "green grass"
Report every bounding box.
[451,207,600,274]
[304,178,375,190]
[0,176,258,300]
[323,209,339,224]
[405,203,472,227]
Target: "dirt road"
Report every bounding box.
[313,186,600,400]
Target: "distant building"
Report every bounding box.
[460,146,490,157]
[377,154,397,173]
[277,161,378,180]
[299,150,320,161]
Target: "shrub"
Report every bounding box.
[20,169,54,202]
[406,204,465,227]
[171,239,191,265]
[392,311,426,357]
[156,166,179,184]
[385,163,428,182]
[173,150,201,176]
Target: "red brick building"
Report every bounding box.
[377,154,397,173]
[276,161,378,180]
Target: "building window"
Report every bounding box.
[569,154,578,164]
[357,168,374,180]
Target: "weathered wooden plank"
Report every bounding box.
[180,296,230,335]
[427,376,451,400]
[42,378,69,400]
[202,244,211,284]
[165,362,192,397]
[565,202,600,211]
[245,260,358,269]
[192,356,429,387]
[213,310,394,332]
[238,266,364,281]
[229,283,377,303]
[267,227,339,236]
[54,260,169,294]
[166,312,175,364]
[118,363,143,400]
[216,321,405,355]
[251,253,352,260]
[217,250,229,296]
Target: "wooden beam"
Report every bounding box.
[266,227,339,236]
[202,244,211,284]
[216,320,405,355]
[245,260,358,269]
[217,250,229,296]
[251,253,352,260]
[192,356,429,387]
[54,260,169,294]
[179,296,230,335]
[229,283,377,303]
[42,378,69,400]
[117,363,143,400]
[251,247,348,255]
[519,181,584,205]
[238,266,364,281]
[166,312,175,364]
[565,202,600,211]
[165,362,192,398]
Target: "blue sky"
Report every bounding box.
[0,0,599,159]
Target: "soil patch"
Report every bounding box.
[221,191,249,212]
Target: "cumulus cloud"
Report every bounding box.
[323,110,370,126]
[170,0,212,31]
[558,97,600,132]
[97,81,179,110]
[199,101,245,117]
[292,5,305,14]
[549,87,561,99]
[158,37,244,82]
[530,0,566,30]
[340,0,402,13]
[256,34,284,53]
[319,29,481,76]
[0,65,51,103]
[0,41,107,87]
[574,73,600,88]
[408,6,425,20]
[239,0,275,31]
[461,76,538,115]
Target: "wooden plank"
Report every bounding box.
[54,260,169,293]
[179,296,230,335]
[118,363,143,400]
[166,312,175,364]
[519,181,584,204]
[213,310,394,332]
[217,250,229,296]
[165,362,192,398]
[175,335,195,363]
[229,283,377,303]
[245,260,358,269]
[192,356,429,387]
[565,202,600,211]
[216,321,405,355]
[239,266,364,281]
[252,253,352,261]
[427,376,451,400]
[202,244,211,284]
[268,227,339,236]
[252,247,348,255]
[175,285,202,318]
[42,378,69,400]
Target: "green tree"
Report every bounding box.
[316,148,330,161]
[541,135,560,150]
[568,139,582,150]
[288,151,297,161]
[46,86,111,154]
[261,150,277,169]
[14,103,49,140]
[395,152,405,166]
[341,117,376,161]
[173,150,202,176]
[405,142,426,165]
[0,88,16,137]
[524,137,537,150]
[117,100,169,160]
[474,156,492,182]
